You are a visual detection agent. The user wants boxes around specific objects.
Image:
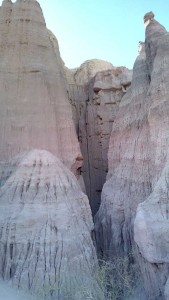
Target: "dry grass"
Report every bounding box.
[36,254,141,299]
[95,255,141,300]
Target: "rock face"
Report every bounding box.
[0,280,36,300]
[66,59,114,86]
[95,40,151,256]
[0,150,102,299]
[134,163,169,265]
[0,1,101,299]
[66,59,115,135]
[96,12,169,300]
[134,164,169,300]
[134,13,169,300]
[67,60,132,214]
[3,0,169,299]
[0,0,82,175]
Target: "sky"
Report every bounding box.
[1,0,169,69]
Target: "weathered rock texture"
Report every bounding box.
[134,13,169,300]
[0,1,101,299]
[0,150,102,299]
[134,164,169,300]
[68,59,114,86]
[0,0,82,176]
[67,60,132,214]
[95,40,151,256]
[96,12,169,300]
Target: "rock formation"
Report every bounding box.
[134,163,169,299]
[0,150,102,299]
[67,60,132,214]
[0,279,36,300]
[0,1,102,299]
[0,0,82,176]
[1,0,169,299]
[67,59,114,86]
[134,12,169,300]
[95,39,151,256]
[95,11,169,300]
[66,59,115,133]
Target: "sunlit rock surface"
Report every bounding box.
[0,0,81,175]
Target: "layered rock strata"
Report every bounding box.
[134,12,169,300]
[95,40,151,256]
[0,150,103,300]
[67,60,132,214]
[0,1,101,299]
[0,0,82,176]
[96,12,169,300]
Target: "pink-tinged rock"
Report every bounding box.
[95,41,151,257]
[0,150,103,299]
[96,11,169,300]
[0,0,82,175]
[67,60,132,214]
[134,162,169,264]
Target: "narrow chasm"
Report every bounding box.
[67,62,132,216]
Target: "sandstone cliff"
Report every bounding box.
[95,11,169,300]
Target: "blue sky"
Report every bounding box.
[1,1,169,69]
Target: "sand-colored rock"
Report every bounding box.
[96,11,169,300]
[93,67,132,93]
[0,0,82,176]
[0,150,103,299]
[134,163,169,299]
[0,1,102,299]
[134,162,169,264]
[134,14,169,300]
[82,67,132,214]
[68,59,114,86]
[95,41,151,257]
[67,60,132,214]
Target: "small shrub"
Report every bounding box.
[94,254,141,300]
